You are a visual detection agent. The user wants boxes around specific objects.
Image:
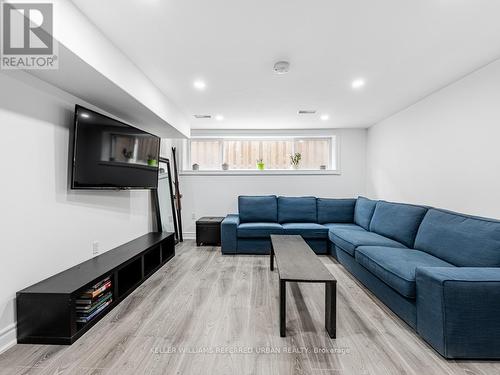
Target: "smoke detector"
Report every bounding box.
[273,61,290,75]
[298,110,316,115]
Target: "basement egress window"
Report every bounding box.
[187,136,337,173]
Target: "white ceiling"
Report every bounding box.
[72,0,500,130]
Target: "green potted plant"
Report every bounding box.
[290,152,301,169]
[256,158,265,170]
[147,155,158,167]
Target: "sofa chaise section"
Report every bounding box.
[413,209,500,358]
[416,267,500,359]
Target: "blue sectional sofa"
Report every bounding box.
[221,195,500,359]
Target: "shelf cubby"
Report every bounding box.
[161,235,175,263]
[144,246,161,277]
[75,275,113,328]
[117,258,142,297]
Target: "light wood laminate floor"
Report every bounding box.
[0,240,499,375]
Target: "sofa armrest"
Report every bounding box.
[416,267,500,359]
[221,214,239,254]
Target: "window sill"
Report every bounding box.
[180,170,341,176]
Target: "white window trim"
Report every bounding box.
[180,169,341,176]
[181,129,341,176]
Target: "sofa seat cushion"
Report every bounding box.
[238,222,283,238]
[355,246,455,298]
[281,223,328,239]
[323,223,365,232]
[330,228,406,256]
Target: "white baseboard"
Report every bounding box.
[0,323,16,355]
[183,232,195,240]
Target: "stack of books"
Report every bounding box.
[76,277,113,324]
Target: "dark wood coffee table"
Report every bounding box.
[270,235,336,338]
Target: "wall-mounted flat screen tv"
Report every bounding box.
[71,105,160,190]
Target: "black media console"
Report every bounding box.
[16,232,175,345]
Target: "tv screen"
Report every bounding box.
[71,105,160,189]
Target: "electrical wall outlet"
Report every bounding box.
[191,213,196,220]
[92,241,99,256]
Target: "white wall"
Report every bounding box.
[179,129,367,236]
[366,59,500,219]
[0,72,154,353]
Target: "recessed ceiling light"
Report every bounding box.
[320,114,330,121]
[351,78,365,89]
[193,80,206,90]
[215,115,224,121]
[81,113,90,118]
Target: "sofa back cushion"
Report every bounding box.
[317,198,356,224]
[414,209,500,267]
[354,197,377,230]
[278,196,317,223]
[369,201,428,248]
[238,195,277,223]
